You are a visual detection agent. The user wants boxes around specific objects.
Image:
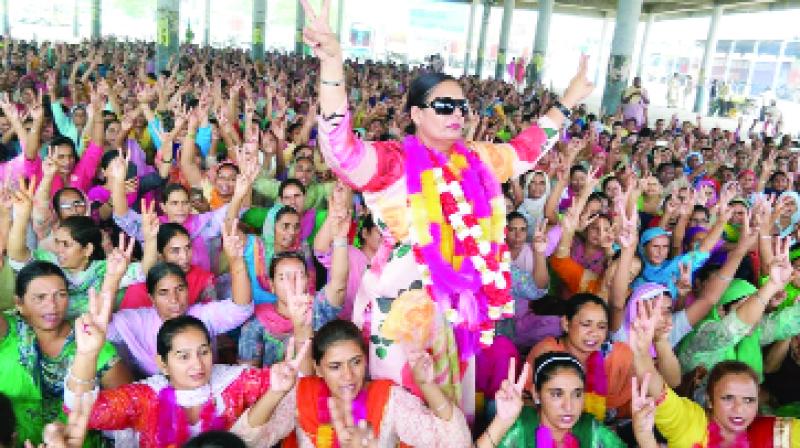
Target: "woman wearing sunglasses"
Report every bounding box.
[299,0,594,418]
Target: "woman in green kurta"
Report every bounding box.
[477,352,624,448]
[0,260,132,446]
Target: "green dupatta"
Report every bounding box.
[497,406,625,447]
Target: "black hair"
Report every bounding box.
[312,319,368,364]
[274,205,300,228]
[49,135,77,159]
[58,216,105,262]
[569,164,587,176]
[15,260,68,298]
[587,191,609,206]
[0,392,14,447]
[532,351,585,391]
[564,293,610,323]
[52,187,85,217]
[156,315,211,360]
[216,162,240,176]
[506,211,527,226]
[269,251,307,280]
[601,176,620,192]
[161,183,189,203]
[183,431,247,448]
[404,72,458,134]
[157,223,191,254]
[294,156,314,166]
[146,262,187,296]
[693,262,721,285]
[358,214,377,239]
[278,178,306,198]
[692,205,710,218]
[100,148,122,170]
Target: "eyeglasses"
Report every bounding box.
[419,97,469,116]
[59,200,86,210]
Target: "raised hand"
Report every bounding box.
[105,150,129,185]
[406,347,436,386]
[222,219,244,260]
[562,54,594,108]
[532,218,549,254]
[141,199,160,242]
[628,299,658,358]
[616,197,639,248]
[42,146,58,179]
[24,392,97,448]
[675,262,692,297]
[105,233,136,280]
[284,270,313,328]
[74,287,114,355]
[768,237,793,288]
[494,359,530,423]
[299,0,340,62]
[269,337,310,393]
[12,177,36,216]
[631,373,656,436]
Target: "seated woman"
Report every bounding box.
[243,204,317,304]
[120,222,216,309]
[237,202,350,368]
[633,186,732,299]
[525,293,634,422]
[630,300,800,447]
[106,220,253,377]
[64,313,288,447]
[0,260,131,446]
[8,179,147,319]
[110,143,255,272]
[677,237,800,397]
[232,319,472,447]
[477,352,625,447]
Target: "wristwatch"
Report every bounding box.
[554,101,571,119]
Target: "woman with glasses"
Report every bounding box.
[8,179,149,320]
[298,0,594,416]
[237,194,350,369]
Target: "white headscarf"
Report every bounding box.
[517,170,551,239]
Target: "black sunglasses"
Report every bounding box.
[419,97,469,116]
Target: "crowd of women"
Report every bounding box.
[1,1,800,447]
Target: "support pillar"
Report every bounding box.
[744,41,759,97]
[600,0,643,116]
[771,40,787,92]
[463,0,479,77]
[295,0,305,55]
[91,0,101,39]
[528,0,553,86]
[636,13,654,78]
[336,0,345,41]
[475,0,491,78]
[694,5,722,114]
[203,0,211,47]
[156,0,180,73]
[72,0,80,39]
[494,0,515,80]
[594,13,610,85]
[252,0,265,60]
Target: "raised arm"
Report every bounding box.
[325,192,351,308]
[611,198,639,332]
[8,178,35,263]
[222,219,252,307]
[685,214,757,325]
